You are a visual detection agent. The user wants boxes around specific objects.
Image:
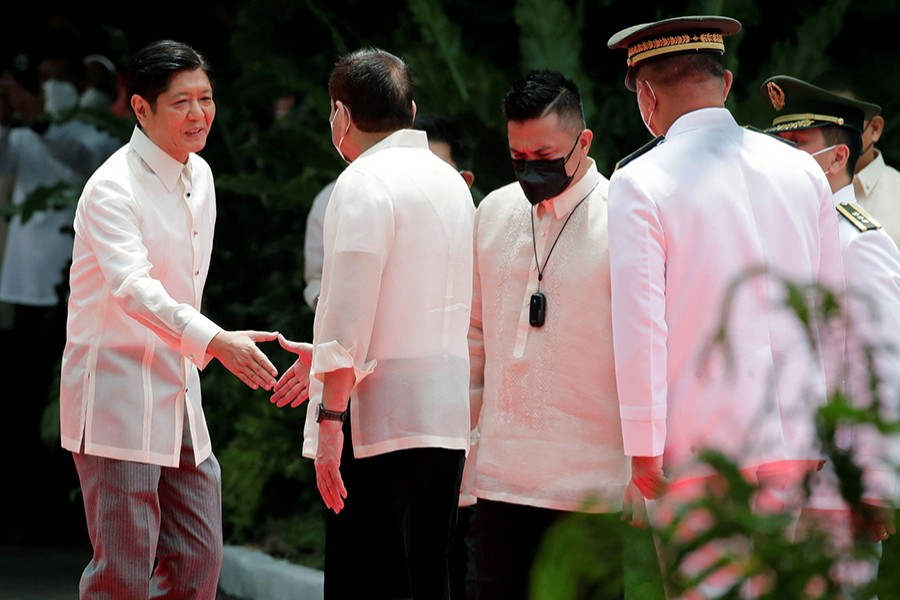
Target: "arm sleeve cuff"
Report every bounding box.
[311,340,376,388]
[621,417,666,457]
[182,312,222,370]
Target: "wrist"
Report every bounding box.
[316,402,348,423]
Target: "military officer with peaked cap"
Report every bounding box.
[762,74,900,591]
[606,15,847,596]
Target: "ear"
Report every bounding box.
[579,128,594,154]
[830,144,851,175]
[131,94,147,124]
[411,100,417,124]
[332,99,350,132]
[459,169,475,189]
[722,70,734,102]
[869,115,885,144]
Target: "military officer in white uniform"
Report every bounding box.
[606,15,846,597]
[763,74,900,597]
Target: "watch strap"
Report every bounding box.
[316,402,348,423]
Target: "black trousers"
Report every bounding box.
[323,415,465,600]
[474,499,626,600]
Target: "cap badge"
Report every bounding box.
[767,81,785,111]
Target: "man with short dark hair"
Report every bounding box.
[61,39,280,599]
[607,15,846,596]
[466,69,636,599]
[274,48,475,600]
[302,112,475,311]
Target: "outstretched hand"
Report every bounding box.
[271,334,313,408]
[207,330,279,390]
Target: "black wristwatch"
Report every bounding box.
[316,403,348,423]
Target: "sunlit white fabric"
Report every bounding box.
[609,108,846,479]
[301,129,474,459]
[60,127,221,467]
[468,160,630,512]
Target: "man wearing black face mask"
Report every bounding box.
[467,69,649,599]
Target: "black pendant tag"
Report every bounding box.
[529,292,546,327]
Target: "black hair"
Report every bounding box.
[328,47,414,133]
[503,70,585,132]
[822,125,862,178]
[125,40,212,113]
[413,113,474,171]
[635,52,725,88]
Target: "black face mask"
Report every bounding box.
[511,137,581,205]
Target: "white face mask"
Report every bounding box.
[329,103,351,165]
[42,79,79,116]
[809,144,839,158]
[809,144,841,173]
[637,80,657,137]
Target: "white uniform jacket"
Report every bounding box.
[825,185,900,506]
[608,108,846,479]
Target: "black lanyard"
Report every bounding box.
[530,184,597,292]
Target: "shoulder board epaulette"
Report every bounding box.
[742,125,797,147]
[614,136,665,172]
[836,201,882,232]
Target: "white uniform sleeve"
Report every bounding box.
[608,167,669,457]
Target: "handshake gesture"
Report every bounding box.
[207,331,312,405]
[270,334,313,408]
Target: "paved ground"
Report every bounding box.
[0,544,243,600]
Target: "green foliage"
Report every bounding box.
[12,182,80,223]
[530,512,664,599]
[201,363,324,566]
[515,0,596,123]
[531,259,899,597]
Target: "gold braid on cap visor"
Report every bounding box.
[627,32,724,66]
[768,113,845,132]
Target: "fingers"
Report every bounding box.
[316,463,347,513]
[269,360,310,407]
[246,357,277,390]
[277,335,314,371]
[249,330,280,343]
[271,379,309,408]
[278,333,304,353]
[622,481,649,528]
[253,346,279,378]
[634,475,668,500]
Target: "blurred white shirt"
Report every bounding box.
[302,180,335,310]
[0,121,118,306]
